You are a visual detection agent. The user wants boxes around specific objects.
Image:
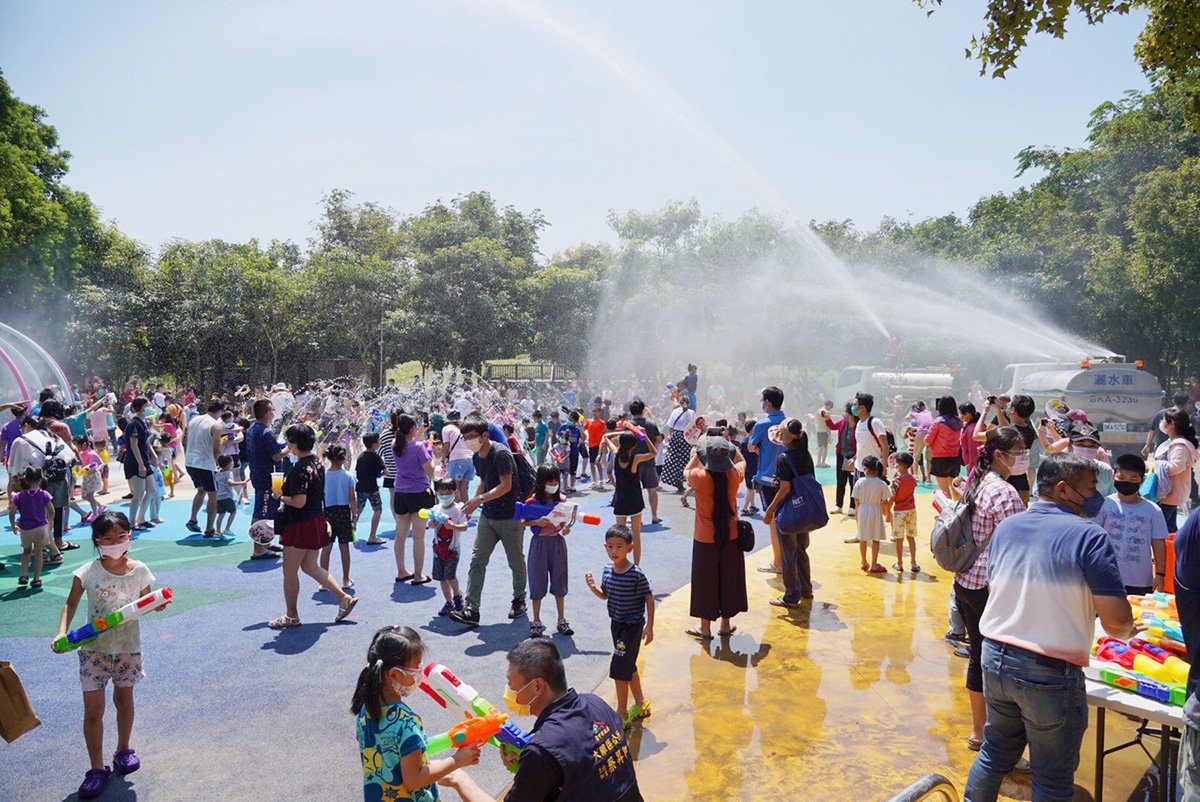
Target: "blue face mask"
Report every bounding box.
[849,404,858,417]
[1067,485,1105,518]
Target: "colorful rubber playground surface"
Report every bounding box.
[0,467,1156,800]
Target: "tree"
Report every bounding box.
[523,244,614,373]
[917,1,1200,128]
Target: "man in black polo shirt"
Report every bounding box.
[627,400,662,524]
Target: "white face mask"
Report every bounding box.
[544,484,559,495]
[98,542,129,559]
[1073,446,1101,461]
[465,437,483,453]
[390,679,416,698]
[1161,420,1171,435]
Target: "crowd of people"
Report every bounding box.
[5,365,1199,801]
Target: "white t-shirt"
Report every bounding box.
[436,503,468,554]
[854,417,889,471]
[666,408,695,432]
[270,391,293,421]
[185,414,219,470]
[8,430,60,476]
[72,559,155,654]
[152,392,167,412]
[442,423,472,461]
[1094,494,1169,588]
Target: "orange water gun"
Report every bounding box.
[425,709,510,754]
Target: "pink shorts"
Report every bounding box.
[78,652,145,692]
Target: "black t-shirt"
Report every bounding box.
[474,442,517,519]
[775,444,814,483]
[355,450,385,492]
[631,416,660,457]
[282,455,324,523]
[123,416,151,469]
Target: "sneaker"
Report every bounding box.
[847,509,856,517]
[185,520,201,533]
[453,594,464,613]
[557,619,574,636]
[829,507,843,515]
[953,644,971,658]
[756,563,781,574]
[79,766,112,799]
[438,601,453,617]
[449,607,480,626]
[944,630,969,646]
[113,748,140,774]
[203,530,216,539]
[529,621,546,638]
[508,598,527,619]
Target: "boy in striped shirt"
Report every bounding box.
[585,525,656,729]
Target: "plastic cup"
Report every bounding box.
[271,472,284,495]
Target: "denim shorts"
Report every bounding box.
[448,458,476,482]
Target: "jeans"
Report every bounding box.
[463,515,527,612]
[1180,723,1200,800]
[964,639,1088,802]
[779,531,812,602]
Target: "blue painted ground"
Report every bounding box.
[1,465,856,800]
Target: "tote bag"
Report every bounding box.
[774,454,830,535]
[0,661,41,743]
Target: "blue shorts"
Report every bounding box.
[448,458,476,482]
[527,535,568,600]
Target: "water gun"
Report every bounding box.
[1138,613,1184,643]
[1095,637,1188,686]
[1129,592,1178,615]
[419,662,531,772]
[1129,638,1191,684]
[619,420,646,440]
[425,710,510,755]
[419,507,450,526]
[1097,666,1182,705]
[54,587,173,653]
[513,500,600,529]
[930,489,954,516]
[1142,631,1188,658]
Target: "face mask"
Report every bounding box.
[503,678,536,717]
[1066,485,1105,518]
[1073,446,1101,462]
[437,495,454,506]
[1160,420,1171,435]
[465,438,483,453]
[98,542,129,559]
[849,404,858,417]
[1113,480,1141,496]
[544,484,559,495]
[1007,453,1030,475]
[390,679,416,698]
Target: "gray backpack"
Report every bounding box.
[929,494,984,573]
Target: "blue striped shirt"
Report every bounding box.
[601,563,652,623]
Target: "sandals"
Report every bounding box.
[364,539,385,545]
[30,579,42,588]
[249,552,278,560]
[860,561,870,573]
[18,575,28,585]
[966,736,983,752]
[685,627,714,641]
[869,564,888,573]
[335,595,360,622]
[717,626,737,637]
[267,615,300,629]
[60,541,80,551]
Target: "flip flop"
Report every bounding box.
[966,736,983,752]
[717,626,737,637]
[249,552,278,560]
[395,574,414,583]
[60,542,80,551]
[411,577,432,586]
[335,595,360,622]
[685,627,714,641]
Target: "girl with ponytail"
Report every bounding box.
[951,426,1028,753]
[352,626,479,800]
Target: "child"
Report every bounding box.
[53,511,165,800]
[1095,452,1169,594]
[351,625,479,802]
[430,477,467,616]
[8,467,56,587]
[320,444,359,589]
[889,453,921,574]
[852,455,892,574]
[585,407,608,490]
[520,465,574,639]
[74,436,105,523]
[355,432,386,544]
[585,525,655,729]
[604,428,658,565]
[739,419,759,515]
[550,431,572,492]
[212,454,248,537]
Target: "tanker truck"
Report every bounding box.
[833,366,969,407]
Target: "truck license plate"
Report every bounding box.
[1102,422,1128,433]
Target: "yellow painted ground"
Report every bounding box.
[615,488,1156,802]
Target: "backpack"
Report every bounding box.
[773,454,830,535]
[511,449,536,502]
[20,434,71,483]
[929,493,985,573]
[867,416,898,455]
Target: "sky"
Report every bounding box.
[0,1,1152,258]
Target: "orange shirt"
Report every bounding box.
[584,418,607,448]
[684,463,746,543]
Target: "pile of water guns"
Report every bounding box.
[1092,592,1191,706]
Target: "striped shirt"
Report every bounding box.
[378,425,396,477]
[955,471,1026,590]
[601,563,652,624]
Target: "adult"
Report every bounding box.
[123,398,154,531]
[441,411,475,505]
[0,402,27,470]
[1189,375,1200,407]
[1152,409,1199,533]
[438,639,643,802]
[814,400,834,467]
[390,414,435,585]
[660,397,696,492]
[533,410,549,467]
[676,363,699,410]
[924,395,963,498]
[85,397,113,494]
[762,418,817,608]
[748,386,787,573]
[964,454,1137,801]
[1144,391,1193,458]
[32,400,79,548]
[269,383,294,425]
[683,435,747,639]
[1173,506,1200,796]
[450,414,526,626]
[8,414,75,555]
[823,402,857,517]
[267,423,359,628]
[957,403,980,479]
[949,427,1026,753]
[151,384,167,416]
[245,398,288,560]
[976,394,1038,505]
[184,399,225,538]
[909,401,933,484]
[627,400,663,525]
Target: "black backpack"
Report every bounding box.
[867,416,898,455]
[21,434,71,483]
[511,449,537,502]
